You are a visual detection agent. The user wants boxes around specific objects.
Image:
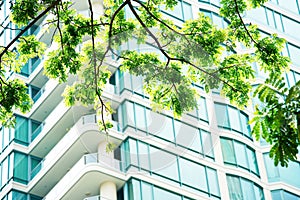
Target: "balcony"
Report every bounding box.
[43,153,126,200]
[28,114,124,197]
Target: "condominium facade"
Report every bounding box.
[0,0,300,199]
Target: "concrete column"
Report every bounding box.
[100,181,117,200]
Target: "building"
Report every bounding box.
[1,0,300,199]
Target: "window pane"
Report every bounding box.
[135,104,146,131]
[129,139,138,167]
[215,104,230,128]
[175,121,201,152]
[282,17,300,39]
[234,142,248,169]
[201,130,214,157]
[146,110,174,142]
[15,116,29,145]
[138,142,150,171]
[220,138,236,164]
[241,179,255,200]
[198,97,208,121]
[228,107,241,132]
[246,7,268,25]
[183,2,192,20]
[288,44,300,65]
[206,168,220,196]
[141,182,153,200]
[14,152,28,184]
[240,113,251,137]
[150,147,179,182]
[246,147,259,174]
[179,158,208,192]
[227,176,243,200]
[2,158,8,186]
[274,12,283,32]
[153,187,181,200]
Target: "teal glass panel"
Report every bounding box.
[14,152,28,184]
[263,154,280,181]
[282,16,300,38]
[215,103,230,128]
[283,191,300,200]
[266,9,275,28]
[153,187,181,200]
[201,130,214,157]
[1,158,8,187]
[126,102,135,127]
[288,44,300,65]
[146,109,174,142]
[240,112,251,137]
[129,179,141,200]
[234,142,248,169]
[253,184,264,200]
[246,7,267,25]
[151,149,179,182]
[271,190,282,200]
[141,182,153,200]
[182,2,192,20]
[175,121,201,152]
[135,104,146,131]
[227,176,243,200]
[246,147,259,174]
[138,142,150,171]
[2,127,10,149]
[228,107,241,132]
[179,158,208,192]
[206,168,220,196]
[129,139,138,167]
[14,116,29,145]
[11,191,27,200]
[131,75,143,94]
[278,0,299,14]
[274,12,283,32]
[198,97,208,122]
[220,138,236,164]
[241,179,255,200]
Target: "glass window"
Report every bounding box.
[179,158,208,192]
[198,97,208,122]
[228,107,242,132]
[240,112,251,137]
[278,0,299,14]
[282,16,300,39]
[234,142,248,169]
[135,104,146,131]
[221,138,236,164]
[141,182,153,200]
[182,2,192,20]
[201,130,214,158]
[1,158,8,187]
[287,44,300,65]
[221,138,259,175]
[125,101,135,128]
[153,187,181,200]
[227,176,243,200]
[14,116,29,145]
[206,168,220,196]
[266,9,275,28]
[215,103,230,128]
[227,175,264,200]
[138,142,150,171]
[274,12,283,32]
[246,7,268,25]
[241,179,255,200]
[146,110,174,142]
[175,121,201,152]
[14,152,28,184]
[264,153,300,188]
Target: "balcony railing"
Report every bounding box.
[83,195,112,200]
[43,153,125,200]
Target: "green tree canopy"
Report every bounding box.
[0,0,299,166]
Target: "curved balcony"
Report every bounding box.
[43,153,126,200]
[28,114,123,197]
